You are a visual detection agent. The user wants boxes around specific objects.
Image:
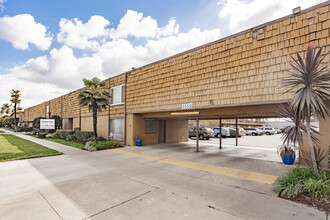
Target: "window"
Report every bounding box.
[110,84,125,105]
[145,118,157,134]
[110,118,124,141]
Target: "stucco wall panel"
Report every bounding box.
[97,115,109,139]
[166,119,188,143]
[81,117,93,132]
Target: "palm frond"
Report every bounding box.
[278,103,319,146]
[282,45,330,120]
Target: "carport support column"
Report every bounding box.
[219,118,222,149]
[235,118,238,146]
[196,116,199,152]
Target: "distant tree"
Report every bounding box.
[33,117,46,129]
[0,103,11,116]
[282,45,330,177]
[3,117,15,128]
[10,89,21,129]
[50,115,62,130]
[78,77,110,143]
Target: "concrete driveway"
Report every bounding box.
[0,130,325,219]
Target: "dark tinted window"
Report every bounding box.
[145,119,157,134]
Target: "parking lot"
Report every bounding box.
[188,134,285,162]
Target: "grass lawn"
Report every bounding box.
[0,134,62,162]
[4,128,15,132]
[25,134,85,150]
[0,130,4,133]
[46,138,85,150]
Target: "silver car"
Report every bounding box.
[244,127,263,136]
[259,127,276,135]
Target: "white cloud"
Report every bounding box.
[96,28,220,76]
[57,15,110,50]
[218,0,327,34]
[57,10,180,50]
[0,10,221,107]
[0,72,71,108]
[0,0,6,11]
[111,10,179,39]
[0,14,53,50]
[12,46,104,89]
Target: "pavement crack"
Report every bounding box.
[82,189,155,219]
[38,190,63,220]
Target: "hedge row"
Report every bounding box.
[53,129,94,143]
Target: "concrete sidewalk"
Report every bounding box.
[0,130,325,219]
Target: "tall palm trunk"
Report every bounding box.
[92,101,98,143]
[14,103,17,131]
[306,116,319,177]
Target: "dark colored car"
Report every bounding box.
[228,127,241,138]
[188,126,214,140]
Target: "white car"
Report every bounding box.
[259,127,276,135]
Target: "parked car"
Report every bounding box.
[188,126,214,140]
[259,127,276,135]
[238,127,245,136]
[244,127,263,136]
[210,127,230,138]
[228,127,241,138]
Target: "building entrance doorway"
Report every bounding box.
[158,120,166,144]
[68,118,73,130]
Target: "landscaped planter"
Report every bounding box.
[136,139,142,146]
[282,152,295,165]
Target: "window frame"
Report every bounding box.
[110,84,125,106]
[145,118,157,134]
[109,117,125,141]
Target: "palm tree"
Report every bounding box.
[78,77,110,143]
[282,44,330,176]
[10,89,21,129]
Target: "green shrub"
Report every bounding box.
[66,134,76,142]
[87,136,95,142]
[32,117,46,129]
[37,133,47,139]
[2,117,15,128]
[56,129,75,140]
[84,141,97,151]
[50,115,62,130]
[93,141,121,150]
[16,127,33,132]
[275,167,330,200]
[98,136,107,142]
[303,178,330,199]
[52,131,60,139]
[75,131,94,142]
[45,133,53,138]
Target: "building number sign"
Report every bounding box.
[182,103,192,109]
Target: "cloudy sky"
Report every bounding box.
[0,0,326,108]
